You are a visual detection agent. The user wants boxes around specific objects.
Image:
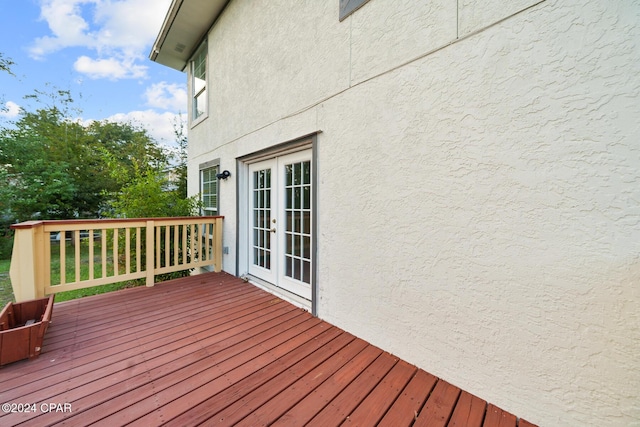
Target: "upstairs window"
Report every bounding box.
[191,44,207,121]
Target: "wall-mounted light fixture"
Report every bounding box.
[217,170,231,180]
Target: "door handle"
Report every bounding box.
[270,228,276,233]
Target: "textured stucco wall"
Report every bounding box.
[188,0,640,425]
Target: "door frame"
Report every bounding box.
[236,133,318,314]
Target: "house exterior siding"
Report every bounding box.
[174,0,640,425]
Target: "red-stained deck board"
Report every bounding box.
[0,272,539,427]
[449,391,487,427]
[47,286,264,348]
[237,336,369,427]
[2,294,289,397]
[377,369,439,427]
[3,280,267,384]
[5,300,301,425]
[185,331,356,426]
[483,403,518,427]
[413,379,461,427]
[305,351,399,427]
[62,317,327,427]
[14,301,312,427]
[44,277,254,346]
[271,344,383,427]
[341,359,417,426]
[156,325,345,427]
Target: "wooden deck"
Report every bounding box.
[0,272,537,427]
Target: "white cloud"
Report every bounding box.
[105,109,183,146]
[144,82,187,111]
[0,101,21,118]
[74,55,147,80]
[31,0,172,80]
[29,0,93,58]
[91,0,171,52]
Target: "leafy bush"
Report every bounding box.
[110,167,202,283]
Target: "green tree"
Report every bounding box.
[1,102,79,220]
[0,53,14,76]
[1,53,16,121]
[108,162,201,283]
[172,114,188,199]
[0,90,168,222]
[110,166,200,219]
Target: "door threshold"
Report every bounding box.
[243,275,312,312]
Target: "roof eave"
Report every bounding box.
[149,0,229,72]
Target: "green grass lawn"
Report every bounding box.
[1,239,190,308]
[0,259,12,308]
[46,240,147,302]
[0,241,147,307]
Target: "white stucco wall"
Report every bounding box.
[187,0,640,425]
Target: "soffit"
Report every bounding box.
[150,0,229,71]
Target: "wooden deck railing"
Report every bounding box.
[9,216,223,302]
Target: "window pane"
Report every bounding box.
[194,76,205,93]
[201,166,218,213]
[194,88,207,118]
[192,45,207,119]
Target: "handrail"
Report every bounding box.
[9,216,224,302]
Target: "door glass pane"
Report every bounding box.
[252,169,271,269]
[294,259,301,281]
[293,163,301,185]
[286,188,293,209]
[294,188,301,209]
[284,160,312,284]
[303,187,310,210]
[303,162,311,185]
[285,165,292,186]
[303,211,310,235]
[303,236,310,259]
[302,260,311,283]
[286,233,292,255]
[286,256,293,278]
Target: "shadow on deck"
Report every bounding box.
[0,272,537,426]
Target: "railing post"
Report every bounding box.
[214,217,223,273]
[10,221,47,302]
[146,220,155,287]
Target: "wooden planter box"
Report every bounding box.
[0,295,54,366]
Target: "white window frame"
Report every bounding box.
[190,42,208,123]
[200,161,219,216]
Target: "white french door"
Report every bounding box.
[248,150,312,300]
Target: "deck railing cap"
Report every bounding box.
[10,216,225,230]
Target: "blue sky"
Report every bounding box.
[0,0,187,146]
